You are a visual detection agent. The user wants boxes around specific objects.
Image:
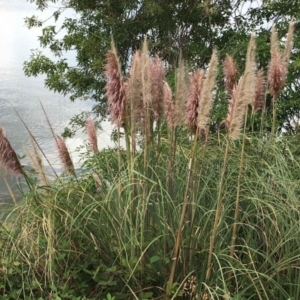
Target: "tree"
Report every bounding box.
[24,0,300,134]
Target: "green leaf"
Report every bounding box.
[150,255,160,263]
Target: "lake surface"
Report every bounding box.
[0,0,114,200]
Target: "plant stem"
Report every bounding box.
[1,171,17,206]
[187,132,210,267]
[166,128,176,197]
[259,91,268,137]
[229,109,248,270]
[206,134,230,281]
[271,95,277,137]
[117,127,122,196]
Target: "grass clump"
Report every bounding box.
[1,23,300,299]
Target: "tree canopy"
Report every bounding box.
[24,0,300,134]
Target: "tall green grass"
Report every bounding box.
[1,135,300,299]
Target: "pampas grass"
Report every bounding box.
[185,69,204,134]
[252,68,266,114]
[151,55,165,121]
[128,50,143,127]
[197,49,218,136]
[224,80,240,128]
[284,20,294,63]
[163,81,174,129]
[0,127,23,177]
[207,35,256,280]
[55,135,75,175]
[141,37,153,109]
[223,54,237,95]
[104,41,127,128]
[174,58,188,128]
[0,127,23,205]
[268,25,290,135]
[2,25,300,300]
[86,117,98,154]
[229,34,256,140]
[24,136,49,186]
[268,50,287,99]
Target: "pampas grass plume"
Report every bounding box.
[252,69,265,113]
[86,117,98,154]
[0,127,23,177]
[174,58,188,127]
[185,69,204,134]
[197,49,218,135]
[55,135,75,175]
[268,49,287,98]
[226,78,244,137]
[163,81,175,129]
[151,55,165,120]
[25,136,48,186]
[270,25,279,54]
[104,41,126,128]
[284,20,294,63]
[268,24,291,98]
[242,33,257,105]
[0,127,23,176]
[223,54,237,95]
[229,34,256,139]
[128,50,143,125]
[141,37,152,107]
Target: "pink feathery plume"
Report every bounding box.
[224,83,238,129]
[151,55,165,120]
[55,135,75,175]
[163,81,175,129]
[252,69,266,113]
[223,54,237,95]
[185,69,204,134]
[268,50,287,98]
[104,50,127,128]
[0,127,23,177]
[86,117,98,154]
[128,50,144,125]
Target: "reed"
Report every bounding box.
[207,34,256,281]
[104,40,128,193]
[163,81,175,130]
[284,20,294,63]
[229,33,256,140]
[151,55,165,149]
[24,135,49,186]
[104,41,127,129]
[268,24,292,136]
[0,127,23,177]
[0,127,23,205]
[174,58,188,128]
[168,50,218,294]
[86,117,98,154]
[164,80,176,194]
[185,69,204,135]
[197,49,218,137]
[223,54,238,96]
[252,68,266,114]
[55,135,75,175]
[128,50,142,160]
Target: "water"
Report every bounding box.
[0,0,114,200]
